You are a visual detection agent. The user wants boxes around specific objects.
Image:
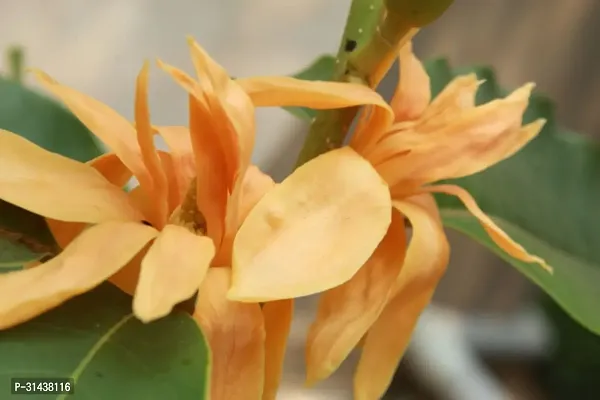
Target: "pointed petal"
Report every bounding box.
[424,184,552,272]
[378,84,539,189]
[229,146,392,301]
[390,41,431,122]
[0,221,157,329]
[135,63,168,227]
[0,130,141,223]
[353,195,449,400]
[237,77,389,111]
[263,299,294,400]
[194,268,265,400]
[154,126,196,205]
[305,211,406,384]
[188,95,228,245]
[133,225,215,322]
[421,74,481,126]
[33,70,154,194]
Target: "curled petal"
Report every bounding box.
[354,196,449,400]
[0,221,158,329]
[390,41,431,122]
[33,70,154,196]
[194,268,265,400]
[263,299,294,400]
[238,77,390,112]
[0,130,141,223]
[133,225,215,322]
[229,147,392,301]
[423,184,552,272]
[306,210,406,384]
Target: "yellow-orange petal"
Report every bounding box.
[377,84,538,189]
[229,146,392,301]
[354,195,449,400]
[0,221,158,329]
[420,74,481,127]
[133,224,215,322]
[423,184,552,272]
[135,62,168,228]
[238,165,276,227]
[305,210,406,384]
[390,41,431,122]
[154,126,196,205]
[33,70,154,195]
[213,164,275,268]
[46,152,133,249]
[0,130,141,223]
[87,152,133,188]
[194,268,265,400]
[263,299,294,400]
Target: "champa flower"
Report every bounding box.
[0,37,394,399]
[229,41,552,399]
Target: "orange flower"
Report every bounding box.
[229,41,552,399]
[0,37,396,399]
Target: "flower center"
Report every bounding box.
[168,178,207,235]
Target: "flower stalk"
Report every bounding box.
[294,0,454,168]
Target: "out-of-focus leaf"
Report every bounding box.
[426,60,600,335]
[0,76,103,263]
[0,283,210,399]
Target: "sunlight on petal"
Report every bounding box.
[420,74,481,126]
[33,70,153,193]
[133,225,215,322]
[424,184,552,272]
[354,196,449,400]
[390,41,431,122]
[0,130,141,223]
[0,221,158,329]
[263,299,294,400]
[229,147,391,301]
[194,268,265,400]
[306,210,406,385]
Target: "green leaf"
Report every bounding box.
[425,60,600,334]
[283,55,336,120]
[0,76,103,263]
[0,283,210,399]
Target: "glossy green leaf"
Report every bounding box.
[0,76,103,264]
[283,55,336,120]
[0,282,210,399]
[426,60,600,334]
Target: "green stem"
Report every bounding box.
[294,0,384,168]
[294,0,454,169]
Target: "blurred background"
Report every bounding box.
[1,0,599,399]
